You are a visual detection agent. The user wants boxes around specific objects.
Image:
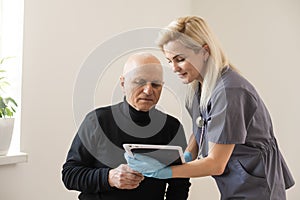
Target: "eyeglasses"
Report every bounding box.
[132,79,164,89]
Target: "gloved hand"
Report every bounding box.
[124,153,166,173]
[124,153,172,179]
[143,167,172,179]
[184,151,193,162]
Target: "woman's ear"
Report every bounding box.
[202,44,210,54]
[202,44,210,62]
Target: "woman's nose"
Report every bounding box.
[171,62,181,72]
[143,83,153,95]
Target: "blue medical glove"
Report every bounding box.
[143,167,172,179]
[124,153,172,179]
[184,151,193,162]
[124,153,166,173]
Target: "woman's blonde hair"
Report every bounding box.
[156,16,234,112]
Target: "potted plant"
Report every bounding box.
[0,57,18,155]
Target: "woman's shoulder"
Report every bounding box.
[217,68,257,95]
[209,68,261,106]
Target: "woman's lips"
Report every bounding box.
[177,72,187,78]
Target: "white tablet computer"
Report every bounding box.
[123,144,185,166]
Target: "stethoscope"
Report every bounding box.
[196,116,206,158]
[196,116,205,128]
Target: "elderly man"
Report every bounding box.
[62,52,190,200]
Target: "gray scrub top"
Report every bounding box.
[186,67,295,200]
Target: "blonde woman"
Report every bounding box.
[126,16,295,200]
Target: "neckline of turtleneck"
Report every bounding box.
[123,98,151,126]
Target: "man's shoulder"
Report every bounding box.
[86,102,122,119]
[154,108,181,126]
[94,104,112,113]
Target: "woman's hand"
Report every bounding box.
[124,153,172,179]
[184,151,193,162]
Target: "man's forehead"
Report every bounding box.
[124,64,163,79]
[123,52,162,72]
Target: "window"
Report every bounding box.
[0,0,24,156]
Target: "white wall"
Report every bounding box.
[0,0,191,199]
[0,0,299,199]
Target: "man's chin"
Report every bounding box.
[135,104,155,112]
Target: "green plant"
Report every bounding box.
[0,57,18,118]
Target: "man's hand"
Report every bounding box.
[108,164,144,189]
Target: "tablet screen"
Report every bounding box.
[123,144,185,166]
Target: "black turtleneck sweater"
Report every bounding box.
[62,100,190,200]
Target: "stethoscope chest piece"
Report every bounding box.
[196,116,204,128]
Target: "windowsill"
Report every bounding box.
[0,152,28,166]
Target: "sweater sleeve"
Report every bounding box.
[62,131,112,193]
[165,178,191,200]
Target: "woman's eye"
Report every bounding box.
[166,57,185,65]
[176,57,185,62]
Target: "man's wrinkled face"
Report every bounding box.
[121,64,163,112]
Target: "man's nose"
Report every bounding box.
[143,83,153,95]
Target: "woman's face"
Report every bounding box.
[163,40,207,84]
